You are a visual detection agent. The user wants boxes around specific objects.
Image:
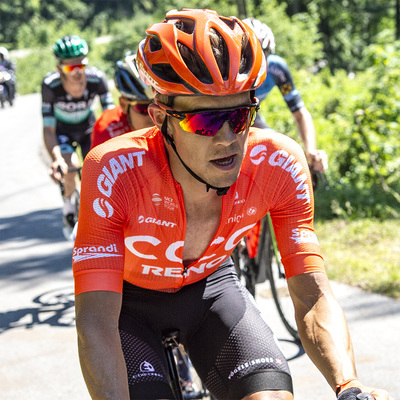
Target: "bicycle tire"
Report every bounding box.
[264,224,300,343]
[231,246,257,297]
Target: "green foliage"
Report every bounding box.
[5,0,400,223]
[103,13,156,65]
[316,218,400,299]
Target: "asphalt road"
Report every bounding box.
[1,94,399,399]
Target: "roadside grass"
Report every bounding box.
[315,218,400,300]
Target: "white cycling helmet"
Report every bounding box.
[243,18,275,54]
[0,47,9,60]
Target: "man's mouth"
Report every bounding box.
[211,155,236,167]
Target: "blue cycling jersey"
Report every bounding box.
[256,54,305,113]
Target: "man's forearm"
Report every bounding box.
[78,330,130,399]
[43,127,62,161]
[293,107,316,156]
[298,292,357,389]
[289,274,357,391]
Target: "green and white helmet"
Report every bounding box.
[53,35,89,60]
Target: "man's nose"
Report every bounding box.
[213,121,238,145]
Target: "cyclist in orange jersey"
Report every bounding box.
[90,52,154,149]
[72,9,392,400]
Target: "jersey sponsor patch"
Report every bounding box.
[249,145,267,165]
[73,243,122,262]
[93,198,114,218]
[290,228,319,245]
[269,149,311,204]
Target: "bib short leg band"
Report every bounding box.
[119,259,293,399]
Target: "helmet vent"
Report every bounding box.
[178,42,213,84]
[149,36,162,52]
[209,28,229,81]
[152,63,184,84]
[239,34,253,74]
[219,17,236,31]
[174,18,195,34]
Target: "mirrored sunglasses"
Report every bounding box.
[129,101,151,115]
[157,101,260,137]
[60,58,88,74]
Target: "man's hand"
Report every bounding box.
[336,378,393,400]
[49,158,68,183]
[306,149,328,172]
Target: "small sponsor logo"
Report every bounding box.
[228,357,275,379]
[140,361,155,373]
[290,228,319,245]
[131,360,163,380]
[72,243,122,262]
[138,215,177,228]
[247,207,257,216]
[227,213,244,224]
[234,191,245,205]
[152,193,162,206]
[163,196,179,211]
[211,236,225,245]
[93,198,114,218]
[250,145,268,165]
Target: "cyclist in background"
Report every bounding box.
[243,17,327,173]
[72,9,391,400]
[41,35,115,230]
[242,18,328,265]
[0,46,16,103]
[90,52,154,149]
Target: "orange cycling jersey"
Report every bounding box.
[90,105,131,149]
[73,126,325,295]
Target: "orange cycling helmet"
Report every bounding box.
[137,8,267,96]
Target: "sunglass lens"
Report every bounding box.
[181,111,231,136]
[62,64,86,73]
[133,103,149,115]
[229,108,252,133]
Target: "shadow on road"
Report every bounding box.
[0,208,74,282]
[0,286,75,334]
[0,207,64,242]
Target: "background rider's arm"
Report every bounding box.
[293,107,328,172]
[43,125,62,162]
[292,106,316,159]
[43,125,68,179]
[75,290,130,400]
[288,272,357,390]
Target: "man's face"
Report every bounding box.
[167,91,253,190]
[57,57,87,81]
[119,97,154,130]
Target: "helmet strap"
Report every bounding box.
[160,117,230,196]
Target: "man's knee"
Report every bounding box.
[242,390,293,400]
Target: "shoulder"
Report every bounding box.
[85,67,108,84]
[93,106,125,131]
[245,127,307,174]
[267,54,288,69]
[42,71,61,89]
[245,128,312,205]
[97,105,123,121]
[88,126,161,160]
[248,127,303,153]
[84,127,165,188]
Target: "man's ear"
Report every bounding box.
[119,97,129,114]
[147,103,167,130]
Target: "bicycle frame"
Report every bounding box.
[162,330,212,400]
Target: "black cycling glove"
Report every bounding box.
[337,387,374,400]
